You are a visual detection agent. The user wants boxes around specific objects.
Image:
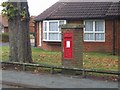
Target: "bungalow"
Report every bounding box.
[34,0,120,55]
[29,16,35,33]
[0,15,35,33]
[0,15,8,33]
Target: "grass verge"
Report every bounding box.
[1,46,118,71]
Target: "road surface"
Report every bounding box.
[1,70,118,88]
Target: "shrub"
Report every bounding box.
[0,33,9,42]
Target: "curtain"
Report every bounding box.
[85,21,93,31]
[49,22,58,31]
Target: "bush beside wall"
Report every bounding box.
[0,33,9,42]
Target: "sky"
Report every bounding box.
[27,0,59,16]
[0,0,59,16]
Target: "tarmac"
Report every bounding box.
[1,70,119,88]
[0,42,9,46]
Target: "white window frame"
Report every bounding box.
[84,20,105,42]
[39,22,42,46]
[0,24,4,33]
[43,20,66,42]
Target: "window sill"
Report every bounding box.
[84,40,105,42]
[43,40,61,42]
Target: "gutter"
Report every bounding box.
[34,22,37,47]
[112,18,116,55]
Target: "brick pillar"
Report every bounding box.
[61,24,84,69]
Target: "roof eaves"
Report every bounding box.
[34,2,66,21]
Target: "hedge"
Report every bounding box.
[0,33,9,42]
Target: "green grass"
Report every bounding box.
[1,46,119,71]
[83,52,118,70]
[1,46,9,61]
[32,47,61,66]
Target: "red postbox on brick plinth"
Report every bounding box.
[61,24,84,69]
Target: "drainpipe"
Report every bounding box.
[34,22,37,47]
[112,18,116,55]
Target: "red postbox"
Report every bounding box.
[63,33,73,59]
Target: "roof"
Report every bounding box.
[0,15,8,27]
[35,0,120,21]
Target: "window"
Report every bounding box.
[43,20,66,41]
[0,24,4,33]
[84,20,105,42]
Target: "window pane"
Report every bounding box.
[44,22,47,31]
[95,21,104,31]
[84,33,94,40]
[85,21,93,31]
[49,33,59,40]
[95,33,104,40]
[49,22,58,31]
[59,33,61,40]
[43,33,47,40]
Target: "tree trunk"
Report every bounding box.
[9,1,32,63]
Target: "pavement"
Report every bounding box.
[0,42,35,47]
[1,70,119,88]
[0,42,9,46]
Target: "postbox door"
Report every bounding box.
[63,33,73,59]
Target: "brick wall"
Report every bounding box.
[29,16,35,33]
[35,19,119,54]
[41,42,61,51]
[29,26,34,33]
[61,25,83,68]
[115,19,120,55]
[83,20,113,53]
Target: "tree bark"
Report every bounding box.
[8,1,32,63]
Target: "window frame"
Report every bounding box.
[84,20,105,42]
[43,20,66,42]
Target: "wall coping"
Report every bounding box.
[60,24,84,29]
